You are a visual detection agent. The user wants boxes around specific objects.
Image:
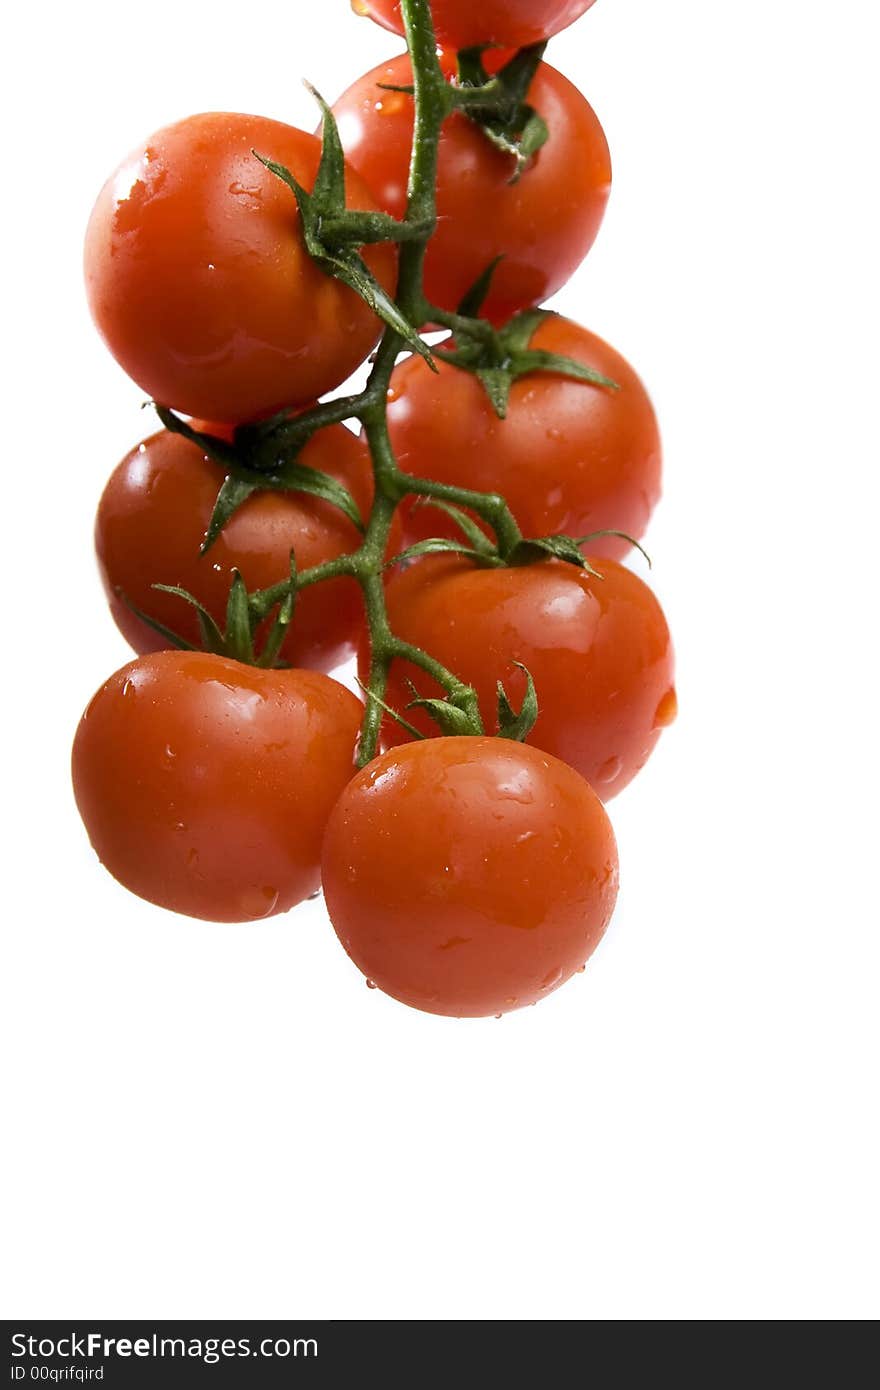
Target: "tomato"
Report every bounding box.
[357,0,597,50]
[84,113,397,423]
[332,54,610,321]
[96,423,379,672]
[322,736,617,1017]
[376,556,676,800]
[389,316,661,560]
[72,652,362,922]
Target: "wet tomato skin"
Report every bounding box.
[376,556,676,800]
[322,737,618,1018]
[96,425,376,673]
[359,0,597,50]
[389,316,662,561]
[332,55,610,322]
[84,112,396,423]
[72,652,363,923]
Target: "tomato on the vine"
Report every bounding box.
[374,556,676,800]
[72,652,362,922]
[322,736,618,1017]
[358,1,597,50]
[84,113,397,423]
[389,316,661,560]
[96,423,383,672]
[332,54,610,321]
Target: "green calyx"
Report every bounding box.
[254,84,433,365]
[454,44,550,182]
[435,307,620,418]
[119,557,301,670]
[155,406,365,554]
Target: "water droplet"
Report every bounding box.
[186,848,199,868]
[162,744,177,767]
[540,966,563,990]
[516,830,537,846]
[577,964,586,974]
[366,979,377,990]
[494,1013,503,1020]
[238,885,279,918]
[121,677,136,699]
[596,755,623,785]
[374,91,407,117]
[386,385,400,403]
[504,996,517,1007]
[172,821,186,832]
[654,687,678,728]
[307,888,322,901]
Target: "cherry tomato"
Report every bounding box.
[84,113,397,423]
[332,54,610,321]
[72,652,362,922]
[389,316,661,560]
[375,556,676,800]
[357,0,597,50]
[96,424,377,672]
[322,736,618,1017]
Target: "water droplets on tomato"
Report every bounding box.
[654,687,678,728]
[373,92,407,118]
[596,755,623,785]
[366,978,377,990]
[238,885,280,919]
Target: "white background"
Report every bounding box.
[2,0,878,1320]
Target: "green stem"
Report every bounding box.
[262,0,520,763]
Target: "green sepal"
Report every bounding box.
[386,537,490,568]
[114,590,198,652]
[256,553,297,669]
[513,348,618,391]
[253,92,434,367]
[580,531,653,568]
[224,571,256,665]
[456,256,504,318]
[355,678,425,741]
[405,696,481,737]
[152,584,228,653]
[409,498,499,557]
[476,106,548,181]
[268,461,365,531]
[496,663,539,742]
[202,477,258,555]
[476,367,514,419]
[439,309,620,417]
[456,43,549,182]
[506,536,605,577]
[153,406,239,470]
[500,311,618,388]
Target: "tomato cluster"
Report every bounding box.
[73,0,675,1020]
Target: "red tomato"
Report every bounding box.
[322,736,618,1017]
[72,652,362,922]
[332,54,610,321]
[389,316,661,560]
[376,556,676,799]
[357,0,597,50]
[96,424,376,673]
[84,113,397,423]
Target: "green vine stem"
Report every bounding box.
[295,0,525,766]
[164,0,539,766]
